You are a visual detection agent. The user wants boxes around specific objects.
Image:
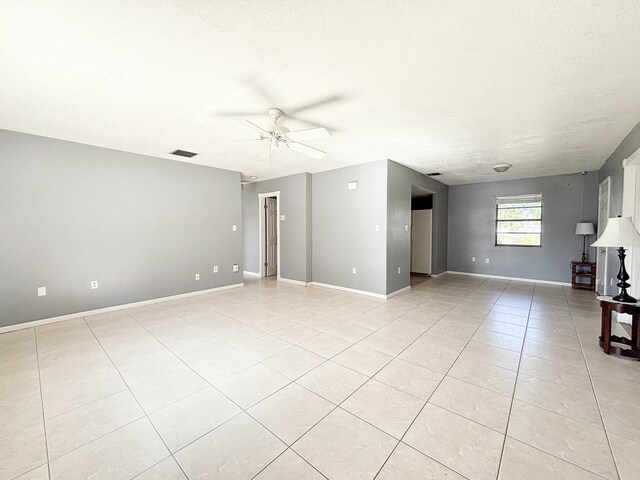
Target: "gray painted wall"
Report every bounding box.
[597,120,640,294]
[312,160,388,295]
[0,129,243,328]
[242,173,312,283]
[387,160,449,294]
[447,172,598,283]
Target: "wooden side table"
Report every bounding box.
[598,296,640,360]
[571,261,596,290]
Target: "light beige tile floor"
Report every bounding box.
[1,274,638,479]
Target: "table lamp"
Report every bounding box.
[575,222,595,262]
[591,216,640,303]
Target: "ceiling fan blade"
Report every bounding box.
[286,141,326,159]
[251,83,279,106]
[282,113,338,131]
[216,111,266,117]
[286,94,344,114]
[287,128,331,142]
[208,138,263,144]
[239,120,270,135]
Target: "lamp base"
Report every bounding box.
[613,246,637,304]
[612,292,638,304]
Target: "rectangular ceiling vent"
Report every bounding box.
[171,149,198,158]
[426,172,442,176]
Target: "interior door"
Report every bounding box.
[265,197,277,277]
[596,177,610,295]
[411,210,432,274]
[631,167,640,299]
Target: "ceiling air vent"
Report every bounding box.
[171,149,198,158]
[426,172,442,176]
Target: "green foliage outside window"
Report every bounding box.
[496,200,542,246]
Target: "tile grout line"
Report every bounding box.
[493,288,619,480]
[248,301,438,478]
[230,282,624,475]
[118,304,334,477]
[150,288,399,478]
[566,290,623,480]
[494,283,535,479]
[81,316,192,480]
[32,327,53,480]
[0,281,443,474]
[20,278,604,480]
[31,280,490,475]
[494,288,616,480]
[250,287,475,478]
[372,276,512,479]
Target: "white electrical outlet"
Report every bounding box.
[397,267,401,274]
[232,225,237,231]
[404,225,409,232]
[485,258,490,264]
[195,274,200,280]
[375,224,380,232]
[213,266,218,273]
[348,181,358,190]
[233,264,239,272]
[37,286,47,297]
[472,256,476,262]
[352,267,357,274]
[279,215,286,221]
[90,280,98,289]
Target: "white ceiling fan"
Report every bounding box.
[238,108,331,159]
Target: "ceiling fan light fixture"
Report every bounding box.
[493,163,511,173]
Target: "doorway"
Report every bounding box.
[258,191,280,279]
[623,149,640,303]
[596,177,610,295]
[410,185,434,277]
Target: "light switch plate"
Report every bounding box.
[279,215,286,221]
[90,280,98,289]
[37,286,46,297]
[213,266,218,273]
[232,225,237,231]
[233,264,239,273]
[348,181,358,190]
[352,267,357,274]
[195,274,200,280]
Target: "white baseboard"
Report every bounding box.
[278,277,310,286]
[243,271,261,278]
[0,283,245,334]
[309,282,389,299]
[386,285,411,298]
[445,271,571,287]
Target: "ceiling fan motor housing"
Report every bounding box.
[267,108,283,122]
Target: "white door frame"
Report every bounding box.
[258,191,281,280]
[623,148,640,304]
[596,177,611,295]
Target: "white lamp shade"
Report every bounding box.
[575,222,595,235]
[591,217,640,248]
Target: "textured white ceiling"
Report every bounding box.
[2,1,640,184]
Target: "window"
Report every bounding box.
[495,194,542,246]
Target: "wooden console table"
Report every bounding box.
[598,296,640,360]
